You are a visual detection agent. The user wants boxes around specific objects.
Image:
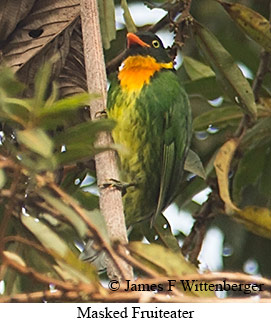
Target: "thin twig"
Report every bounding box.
[94,293,271,303]
[252,50,270,102]
[182,189,220,265]
[234,49,270,137]
[0,168,21,253]
[1,270,270,303]
[3,255,76,291]
[3,236,48,254]
[2,290,270,303]
[0,290,80,303]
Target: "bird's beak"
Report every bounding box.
[127,33,150,48]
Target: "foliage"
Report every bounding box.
[0,62,114,297]
[1,0,271,302]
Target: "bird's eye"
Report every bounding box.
[152,40,160,48]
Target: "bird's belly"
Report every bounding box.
[108,93,162,224]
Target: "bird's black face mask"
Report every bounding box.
[125,31,172,64]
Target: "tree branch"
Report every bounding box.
[252,50,270,102]
[80,0,133,280]
[3,255,76,291]
[0,167,21,254]
[1,270,270,303]
[181,185,222,265]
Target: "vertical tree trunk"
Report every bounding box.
[80,0,133,280]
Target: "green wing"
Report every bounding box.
[153,81,192,223]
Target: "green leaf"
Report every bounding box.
[44,81,59,108]
[260,147,271,198]
[189,96,213,119]
[55,250,99,284]
[233,144,266,205]
[23,246,60,278]
[18,153,57,172]
[55,144,104,166]
[183,56,215,80]
[193,20,257,119]
[0,97,32,126]
[129,242,214,297]
[21,214,98,283]
[184,76,222,100]
[141,213,181,253]
[22,214,70,258]
[121,0,137,33]
[240,117,271,150]
[16,128,54,158]
[39,190,108,242]
[153,214,182,253]
[233,141,271,208]
[218,1,271,52]
[60,169,88,194]
[54,119,115,146]
[98,0,116,49]
[4,97,33,112]
[73,190,99,211]
[193,105,243,131]
[174,177,207,210]
[33,60,52,108]
[184,149,206,179]
[38,93,97,120]
[39,190,88,237]
[0,66,24,96]
[214,137,271,240]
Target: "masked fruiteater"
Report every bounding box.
[107,32,192,226]
[80,32,192,266]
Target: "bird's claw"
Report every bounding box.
[95,110,108,119]
[100,178,135,196]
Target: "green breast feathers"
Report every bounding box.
[107,69,192,226]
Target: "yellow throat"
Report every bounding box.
[118,55,173,92]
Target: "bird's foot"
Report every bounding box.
[100,178,136,196]
[95,110,108,119]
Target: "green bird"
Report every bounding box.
[80,32,192,266]
[107,32,192,226]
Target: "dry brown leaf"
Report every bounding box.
[214,138,240,213]
[238,206,271,239]
[57,20,87,97]
[2,0,80,90]
[214,139,271,239]
[0,0,35,42]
